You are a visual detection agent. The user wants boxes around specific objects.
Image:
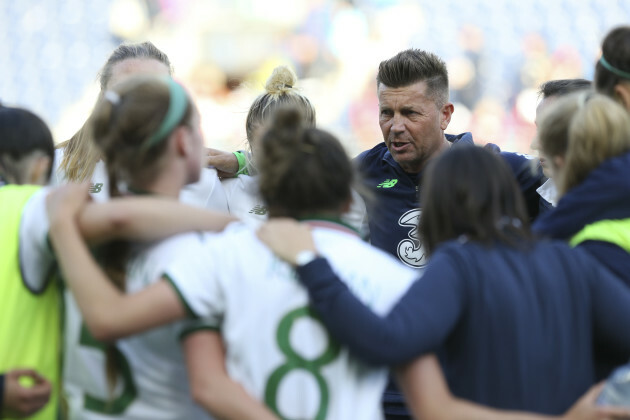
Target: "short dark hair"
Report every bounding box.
[538,79,592,100]
[0,105,54,184]
[376,49,449,105]
[258,107,353,218]
[595,26,630,97]
[420,145,531,255]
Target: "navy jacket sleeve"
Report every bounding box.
[578,240,630,288]
[296,252,466,366]
[587,259,630,354]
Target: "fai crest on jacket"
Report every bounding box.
[397,209,427,268]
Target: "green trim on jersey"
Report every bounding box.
[0,185,61,420]
[178,325,221,342]
[79,323,138,414]
[163,274,199,319]
[126,186,154,196]
[570,218,630,253]
[298,215,360,235]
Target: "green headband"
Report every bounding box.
[143,78,189,150]
[599,56,630,80]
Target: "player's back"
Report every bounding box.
[179,167,229,211]
[64,233,212,420]
[171,220,416,420]
[221,175,268,227]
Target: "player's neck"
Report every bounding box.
[132,176,182,199]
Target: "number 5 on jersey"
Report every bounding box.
[79,323,138,414]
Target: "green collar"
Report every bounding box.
[126,186,154,196]
[297,215,359,236]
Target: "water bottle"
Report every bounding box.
[597,363,630,407]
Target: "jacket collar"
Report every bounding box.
[382,132,475,176]
[533,151,630,239]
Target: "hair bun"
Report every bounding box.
[265,66,298,95]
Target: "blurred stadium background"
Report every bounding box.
[1,0,629,155]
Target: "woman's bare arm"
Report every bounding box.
[48,184,186,342]
[183,331,278,420]
[396,354,630,420]
[78,196,237,244]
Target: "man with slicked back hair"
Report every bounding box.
[356,48,544,420]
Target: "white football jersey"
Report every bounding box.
[165,220,417,420]
[222,174,368,235]
[52,148,109,202]
[18,187,55,292]
[63,233,213,420]
[54,148,228,211]
[221,175,267,227]
[180,167,229,212]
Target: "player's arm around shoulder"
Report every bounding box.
[47,184,188,342]
[396,354,629,420]
[76,195,237,244]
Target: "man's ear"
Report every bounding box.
[440,102,454,131]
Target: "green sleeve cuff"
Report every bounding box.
[234,151,249,176]
[178,325,221,341]
[163,275,199,319]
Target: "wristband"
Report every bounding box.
[234,151,249,176]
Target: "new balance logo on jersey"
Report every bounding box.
[89,183,104,194]
[377,179,398,188]
[249,205,267,215]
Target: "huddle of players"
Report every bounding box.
[3,25,630,420]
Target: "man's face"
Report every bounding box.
[378,81,453,173]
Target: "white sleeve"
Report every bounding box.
[323,239,418,316]
[372,264,419,315]
[19,188,55,293]
[341,189,369,239]
[163,236,224,326]
[180,168,229,212]
[50,148,66,187]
